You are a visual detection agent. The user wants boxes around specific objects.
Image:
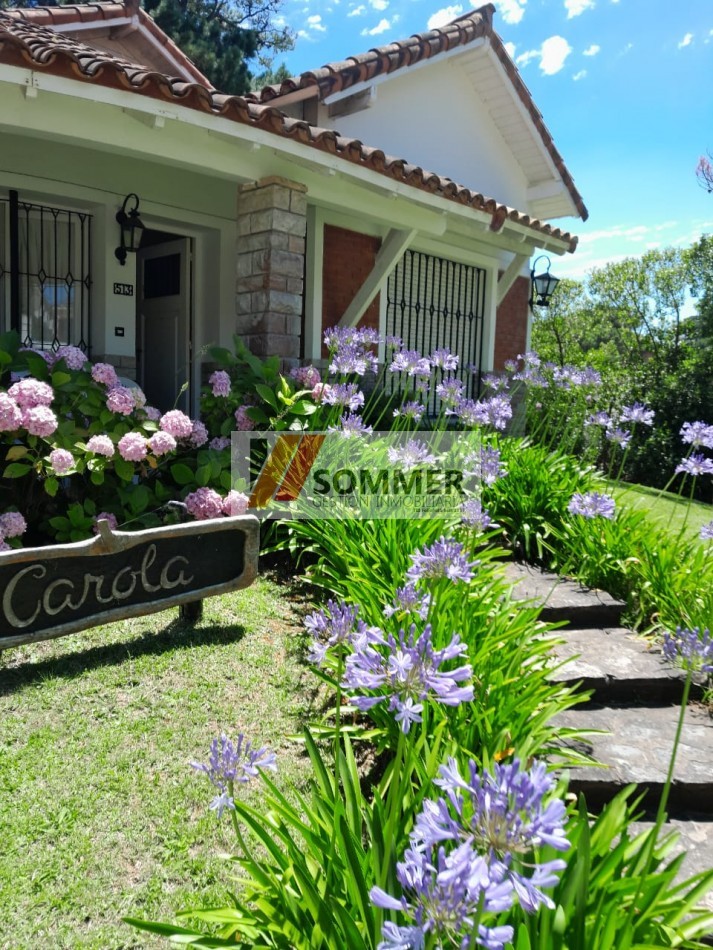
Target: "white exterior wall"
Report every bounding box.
[325,59,529,212]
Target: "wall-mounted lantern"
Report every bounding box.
[530,255,560,307]
[115,193,145,265]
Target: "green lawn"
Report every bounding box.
[608,480,712,540]
[0,576,312,950]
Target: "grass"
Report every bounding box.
[608,480,712,540]
[0,575,314,950]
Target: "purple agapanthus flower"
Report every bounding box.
[662,627,713,674]
[460,499,497,533]
[451,395,512,430]
[700,520,713,542]
[435,377,464,408]
[393,401,426,422]
[329,342,378,376]
[407,537,478,584]
[568,491,616,520]
[463,446,507,486]
[371,844,514,950]
[606,427,631,449]
[676,454,713,477]
[383,583,431,621]
[304,599,379,665]
[621,403,655,426]
[480,373,508,392]
[390,349,432,378]
[680,421,713,450]
[417,757,569,913]
[322,382,365,411]
[585,411,612,428]
[387,439,437,471]
[328,412,373,438]
[191,733,276,816]
[342,623,474,732]
[429,348,459,371]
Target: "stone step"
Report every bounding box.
[503,562,625,628]
[554,704,713,815]
[547,627,704,705]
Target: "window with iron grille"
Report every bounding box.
[0,192,92,353]
[385,249,486,414]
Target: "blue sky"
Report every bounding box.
[274,0,712,281]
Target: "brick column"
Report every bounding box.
[236,177,307,368]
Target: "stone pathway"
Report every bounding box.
[503,562,713,913]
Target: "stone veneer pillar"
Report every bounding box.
[235,177,307,368]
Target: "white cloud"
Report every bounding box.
[306,13,326,31]
[348,4,366,14]
[516,48,539,67]
[495,0,527,25]
[573,69,587,80]
[539,35,572,74]
[427,4,463,29]
[369,0,389,10]
[503,41,516,59]
[361,17,391,35]
[583,43,600,56]
[565,0,595,17]
[677,32,693,49]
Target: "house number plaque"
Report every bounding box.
[113,282,134,296]
[0,517,259,648]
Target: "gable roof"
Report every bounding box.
[0,11,579,251]
[3,0,212,88]
[250,4,588,223]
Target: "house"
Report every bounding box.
[0,2,586,413]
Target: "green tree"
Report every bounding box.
[0,0,294,94]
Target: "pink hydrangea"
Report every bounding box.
[234,405,254,431]
[290,365,321,389]
[93,512,118,533]
[210,436,231,451]
[160,410,194,439]
[91,362,120,388]
[144,406,161,421]
[190,420,209,448]
[117,432,148,462]
[106,386,136,416]
[0,539,9,552]
[311,382,331,402]
[223,490,250,516]
[148,431,177,457]
[0,393,22,432]
[209,370,231,397]
[22,405,58,437]
[184,487,224,521]
[0,511,27,539]
[55,345,87,371]
[86,434,115,457]
[49,448,74,475]
[8,378,54,409]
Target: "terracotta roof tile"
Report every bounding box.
[0,12,579,251]
[5,1,212,87]
[250,4,587,222]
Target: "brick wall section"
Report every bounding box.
[235,177,307,368]
[321,224,381,357]
[493,274,530,370]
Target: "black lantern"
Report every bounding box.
[530,255,560,307]
[115,193,145,265]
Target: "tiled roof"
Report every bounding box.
[0,12,579,251]
[250,4,587,223]
[4,0,212,87]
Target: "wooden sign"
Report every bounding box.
[0,516,259,649]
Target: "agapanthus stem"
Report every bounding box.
[380,729,407,889]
